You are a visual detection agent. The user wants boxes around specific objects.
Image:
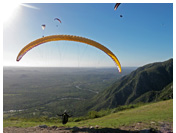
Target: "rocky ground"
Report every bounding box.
[3,122,173,133]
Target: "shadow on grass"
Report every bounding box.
[61,126,158,133]
[38,125,161,133]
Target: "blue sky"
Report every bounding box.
[3,3,173,68]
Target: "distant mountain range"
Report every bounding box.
[86,59,173,111]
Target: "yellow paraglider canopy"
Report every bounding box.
[16,35,122,72]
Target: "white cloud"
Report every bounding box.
[21,3,40,10]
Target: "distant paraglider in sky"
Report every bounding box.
[16,35,122,73]
[54,18,61,28]
[41,24,46,30]
[41,24,46,37]
[114,3,123,18]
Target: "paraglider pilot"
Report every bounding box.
[57,110,72,124]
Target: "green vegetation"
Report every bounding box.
[79,99,172,128]
[4,99,173,129]
[3,59,173,130]
[88,59,173,111]
[4,67,133,117]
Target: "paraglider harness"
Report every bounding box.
[57,112,72,124]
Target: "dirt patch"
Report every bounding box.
[3,122,173,133]
[4,126,72,133]
[119,121,173,133]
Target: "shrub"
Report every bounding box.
[88,111,99,119]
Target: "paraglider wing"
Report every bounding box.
[41,24,46,30]
[114,3,121,10]
[54,18,62,23]
[16,35,121,72]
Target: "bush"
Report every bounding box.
[38,116,49,122]
[9,117,19,121]
[88,111,99,119]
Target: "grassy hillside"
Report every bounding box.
[133,82,173,103]
[69,100,173,130]
[4,99,173,131]
[87,59,173,111]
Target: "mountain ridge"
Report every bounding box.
[87,58,173,111]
